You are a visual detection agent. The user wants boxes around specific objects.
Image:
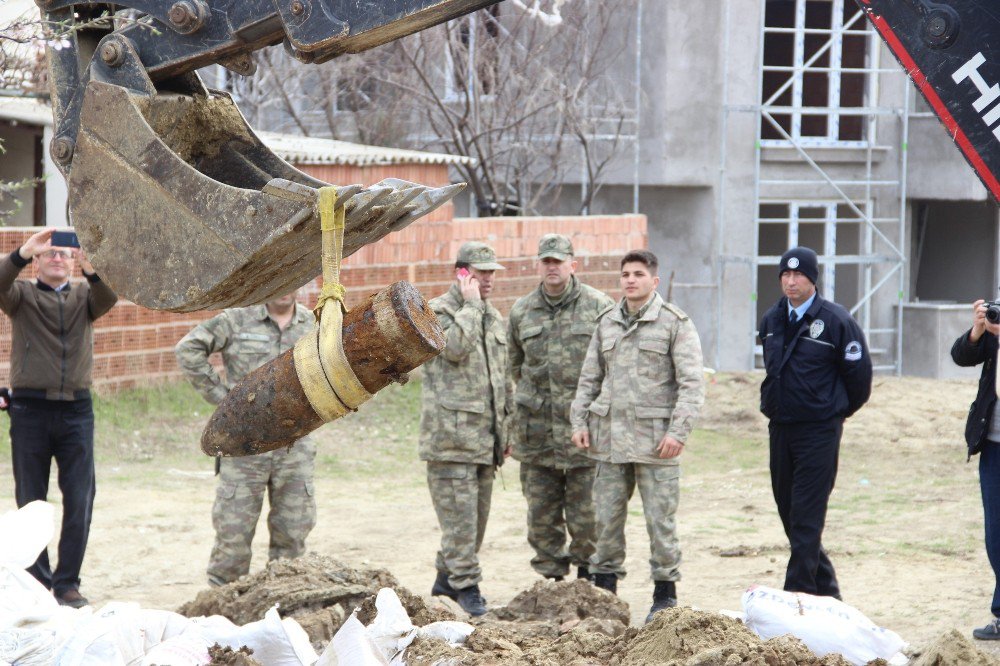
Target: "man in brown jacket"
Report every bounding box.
[0,227,118,608]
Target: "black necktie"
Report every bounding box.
[790,310,799,325]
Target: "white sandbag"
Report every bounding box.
[0,626,59,665]
[53,602,146,666]
[0,501,54,569]
[417,621,475,645]
[317,614,387,666]
[0,565,60,629]
[0,503,61,631]
[134,609,200,653]
[366,589,418,660]
[742,585,906,666]
[188,614,240,643]
[139,632,212,666]
[211,606,318,666]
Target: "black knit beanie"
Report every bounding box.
[778,247,819,284]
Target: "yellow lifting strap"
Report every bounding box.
[293,187,372,422]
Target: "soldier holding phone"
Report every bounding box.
[419,241,511,617]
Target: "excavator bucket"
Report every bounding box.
[856,0,1000,201]
[41,0,497,311]
[69,80,461,312]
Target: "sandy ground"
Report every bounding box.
[0,372,996,656]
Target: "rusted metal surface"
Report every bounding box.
[201,281,445,457]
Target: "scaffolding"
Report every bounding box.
[720,0,911,373]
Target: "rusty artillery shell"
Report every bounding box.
[201,281,445,457]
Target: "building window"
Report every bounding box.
[761,0,871,145]
[757,200,867,322]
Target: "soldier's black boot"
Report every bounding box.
[592,573,618,594]
[577,566,593,582]
[645,581,677,624]
[456,584,488,617]
[431,571,459,601]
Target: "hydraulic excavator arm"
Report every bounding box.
[857,0,1000,201]
[40,0,499,311]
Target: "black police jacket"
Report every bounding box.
[758,294,873,423]
[951,328,998,459]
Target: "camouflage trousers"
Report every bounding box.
[208,440,317,585]
[519,462,596,578]
[590,462,681,582]
[427,462,494,590]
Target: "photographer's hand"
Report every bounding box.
[970,299,1000,343]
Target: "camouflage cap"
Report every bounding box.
[457,241,505,270]
[537,233,574,261]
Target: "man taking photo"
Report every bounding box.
[1,227,118,608]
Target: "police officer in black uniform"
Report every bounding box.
[758,246,873,599]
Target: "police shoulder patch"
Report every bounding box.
[844,340,863,361]
[809,319,825,338]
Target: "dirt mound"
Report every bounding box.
[910,629,1000,666]
[405,605,885,665]
[620,607,854,665]
[207,644,261,666]
[404,622,630,666]
[356,586,458,627]
[178,554,403,645]
[492,579,630,627]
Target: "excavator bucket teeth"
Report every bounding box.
[68,81,464,312]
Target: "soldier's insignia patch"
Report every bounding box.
[844,341,863,361]
[809,320,824,338]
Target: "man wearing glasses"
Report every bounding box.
[0,227,118,608]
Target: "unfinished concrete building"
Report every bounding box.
[550,0,990,377]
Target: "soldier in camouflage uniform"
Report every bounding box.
[508,234,613,582]
[175,290,317,587]
[419,241,511,617]
[570,250,705,624]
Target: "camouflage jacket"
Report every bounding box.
[507,277,614,468]
[570,293,705,466]
[175,303,314,405]
[419,284,511,465]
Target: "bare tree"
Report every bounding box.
[235,0,637,216]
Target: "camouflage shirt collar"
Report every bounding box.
[536,275,580,310]
[613,292,662,326]
[252,303,311,324]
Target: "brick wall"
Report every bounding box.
[0,211,645,393]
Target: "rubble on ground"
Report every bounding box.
[177,559,1000,665]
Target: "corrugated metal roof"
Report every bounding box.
[0,96,51,127]
[258,131,475,167]
[0,98,473,168]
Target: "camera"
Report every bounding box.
[987,301,1000,324]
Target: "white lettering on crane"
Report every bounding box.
[953,52,1000,141]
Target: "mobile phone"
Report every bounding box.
[456,268,471,279]
[51,230,80,248]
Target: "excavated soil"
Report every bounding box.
[179,558,1000,665]
[178,553,403,645]
[620,608,855,665]
[910,629,1000,666]
[492,579,630,629]
[207,644,262,666]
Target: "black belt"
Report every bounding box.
[13,388,91,401]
